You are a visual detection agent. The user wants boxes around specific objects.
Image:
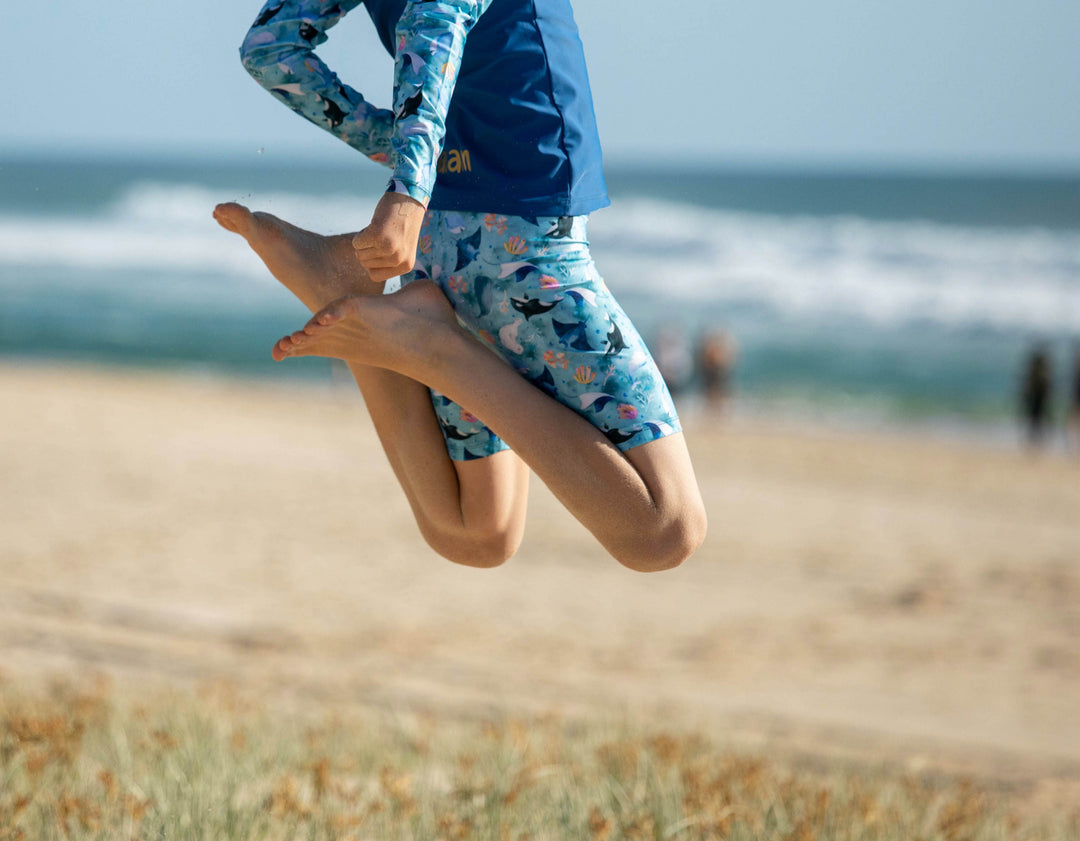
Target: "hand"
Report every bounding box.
[352,191,427,283]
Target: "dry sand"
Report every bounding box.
[2,361,1078,796]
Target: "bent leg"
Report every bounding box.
[277,286,708,571]
[214,203,529,567]
[348,364,529,567]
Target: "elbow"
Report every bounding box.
[239,46,260,80]
[238,31,277,83]
[238,45,265,83]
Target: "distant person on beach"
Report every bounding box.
[697,328,737,413]
[1070,344,1080,454]
[653,324,694,401]
[213,0,706,571]
[1019,346,1053,447]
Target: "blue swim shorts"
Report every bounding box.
[401,211,681,461]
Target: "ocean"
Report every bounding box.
[2,155,1079,437]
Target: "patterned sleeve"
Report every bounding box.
[240,0,395,167]
[387,0,493,204]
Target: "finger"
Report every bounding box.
[366,268,401,284]
[354,256,397,276]
[359,252,414,269]
[355,257,403,271]
[352,228,380,251]
[352,237,411,263]
[360,267,404,284]
[349,260,401,281]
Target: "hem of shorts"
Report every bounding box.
[445,442,512,463]
[444,417,682,461]
[614,418,683,453]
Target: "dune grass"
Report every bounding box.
[0,677,1074,841]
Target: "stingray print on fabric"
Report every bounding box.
[240,0,494,201]
[406,211,681,460]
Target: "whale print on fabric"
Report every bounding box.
[396,88,424,121]
[241,0,395,165]
[239,0,679,463]
[242,0,496,204]
[402,211,680,461]
[545,216,575,239]
[605,322,628,356]
[511,295,561,320]
[253,2,285,26]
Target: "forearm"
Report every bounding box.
[388,0,492,203]
[240,0,394,164]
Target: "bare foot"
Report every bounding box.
[212,202,382,312]
[272,281,461,375]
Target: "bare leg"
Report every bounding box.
[274,288,708,571]
[213,203,529,567]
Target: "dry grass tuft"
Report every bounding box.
[0,680,1075,840]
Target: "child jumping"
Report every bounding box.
[214,0,707,571]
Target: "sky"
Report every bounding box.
[4,0,1080,170]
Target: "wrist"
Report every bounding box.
[376,191,428,223]
[386,177,431,207]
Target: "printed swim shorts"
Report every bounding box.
[401,211,681,461]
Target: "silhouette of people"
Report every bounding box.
[697,328,737,413]
[653,323,694,400]
[1069,344,1080,455]
[1020,345,1053,448]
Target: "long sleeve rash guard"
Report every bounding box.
[239,0,609,216]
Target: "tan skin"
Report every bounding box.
[213,192,707,571]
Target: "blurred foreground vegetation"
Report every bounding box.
[0,677,1075,841]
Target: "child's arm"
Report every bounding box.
[385,0,493,205]
[350,0,494,283]
[239,0,395,166]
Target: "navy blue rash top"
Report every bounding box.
[363,0,610,216]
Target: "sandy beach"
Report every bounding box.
[2,361,1078,799]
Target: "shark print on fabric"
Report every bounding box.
[238,0,678,463]
[238,0,611,217]
[240,0,493,190]
[240,0,395,165]
[405,212,680,461]
[387,0,495,204]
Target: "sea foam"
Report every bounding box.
[2,181,1079,335]
[589,198,1080,334]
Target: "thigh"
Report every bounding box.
[623,431,702,513]
[452,447,531,536]
[401,213,516,461]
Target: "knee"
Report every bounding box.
[420,524,521,570]
[614,503,708,573]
